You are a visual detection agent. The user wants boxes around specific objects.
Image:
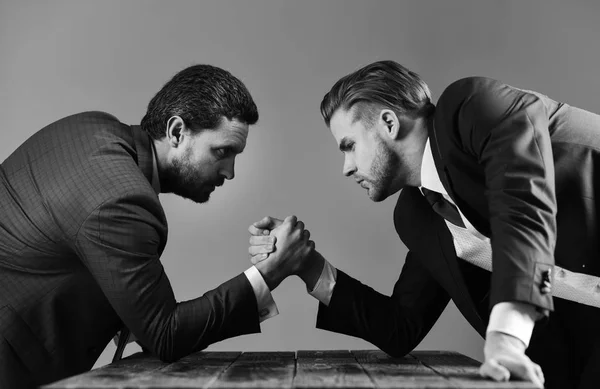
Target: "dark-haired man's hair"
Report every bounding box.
[141,64,259,139]
[320,60,434,127]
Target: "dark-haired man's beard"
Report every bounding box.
[161,149,222,204]
[366,141,399,202]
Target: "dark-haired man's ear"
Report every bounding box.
[381,110,400,140]
[166,116,185,148]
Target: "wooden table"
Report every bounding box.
[43,350,538,389]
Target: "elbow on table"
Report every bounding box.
[377,334,416,358]
[155,341,209,363]
[381,345,412,359]
[156,351,180,364]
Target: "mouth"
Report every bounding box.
[356,179,368,189]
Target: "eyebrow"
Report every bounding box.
[220,142,244,154]
[339,137,353,152]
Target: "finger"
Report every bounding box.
[302,229,310,241]
[284,215,298,225]
[534,364,545,386]
[250,253,268,265]
[516,362,544,388]
[248,224,269,236]
[253,216,282,229]
[479,359,510,382]
[498,357,544,388]
[302,240,316,256]
[282,215,298,231]
[248,244,275,256]
[249,235,276,246]
[295,220,305,232]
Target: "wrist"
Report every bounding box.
[297,250,324,291]
[254,261,277,291]
[486,330,526,353]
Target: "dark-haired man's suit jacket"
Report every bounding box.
[316,77,600,385]
[0,112,260,388]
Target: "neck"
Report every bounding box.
[390,115,431,188]
[152,138,170,191]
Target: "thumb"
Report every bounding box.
[254,216,283,229]
[479,359,510,382]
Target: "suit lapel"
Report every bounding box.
[429,118,491,237]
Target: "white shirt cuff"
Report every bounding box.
[244,266,279,323]
[486,302,537,347]
[308,259,337,306]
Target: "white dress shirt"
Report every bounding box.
[244,266,279,322]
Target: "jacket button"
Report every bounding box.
[540,269,552,294]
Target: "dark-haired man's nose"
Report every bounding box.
[343,155,356,177]
[220,158,235,180]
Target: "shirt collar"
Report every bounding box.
[420,137,447,195]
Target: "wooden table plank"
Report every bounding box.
[411,351,538,389]
[43,352,169,388]
[209,351,296,389]
[294,350,374,389]
[127,351,241,388]
[45,350,541,389]
[44,352,240,389]
[352,350,456,388]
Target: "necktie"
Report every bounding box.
[421,188,466,228]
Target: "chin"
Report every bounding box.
[369,194,387,203]
[191,191,212,203]
[188,196,210,204]
[176,189,211,204]
[368,190,385,202]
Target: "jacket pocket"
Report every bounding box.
[0,305,50,374]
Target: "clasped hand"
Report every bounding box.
[247,215,314,290]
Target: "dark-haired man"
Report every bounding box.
[0,64,313,388]
[250,61,600,388]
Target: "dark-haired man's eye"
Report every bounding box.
[214,148,230,159]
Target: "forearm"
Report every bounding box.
[158,273,261,361]
[316,269,450,357]
[487,302,539,347]
[298,249,325,291]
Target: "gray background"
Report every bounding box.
[1,0,599,369]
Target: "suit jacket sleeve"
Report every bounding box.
[316,251,450,357]
[441,77,557,314]
[74,185,259,362]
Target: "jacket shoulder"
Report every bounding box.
[437,77,502,109]
[57,111,121,125]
